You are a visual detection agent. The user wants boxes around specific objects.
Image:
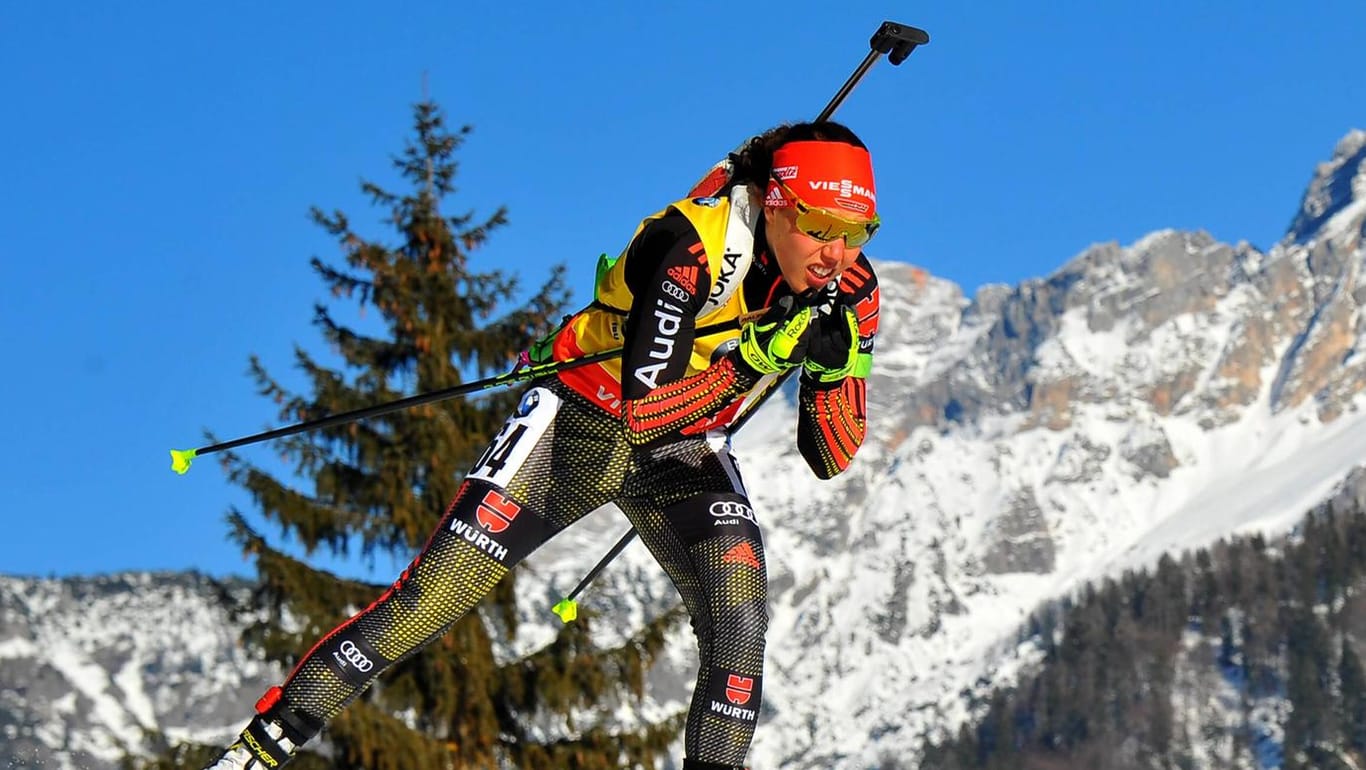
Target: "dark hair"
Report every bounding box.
[727,120,869,189]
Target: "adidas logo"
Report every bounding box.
[667,265,699,295]
[722,542,761,569]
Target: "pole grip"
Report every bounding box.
[872,21,930,66]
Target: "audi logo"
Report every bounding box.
[709,501,756,522]
[338,640,374,672]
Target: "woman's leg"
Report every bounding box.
[619,437,768,770]
[208,384,629,769]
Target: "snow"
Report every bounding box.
[1115,404,1366,574]
[1047,306,1131,377]
[0,637,39,658]
[0,575,277,770]
[45,639,138,759]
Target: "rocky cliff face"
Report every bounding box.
[0,572,277,769]
[900,130,1366,441]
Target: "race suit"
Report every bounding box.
[252,189,880,769]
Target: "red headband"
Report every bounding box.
[765,140,877,217]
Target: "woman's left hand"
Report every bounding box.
[801,301,860,384]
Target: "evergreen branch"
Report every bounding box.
[481,263,573,354]
[327,686,457,770]
[313,302,417,375]
[452,205,509,251]
[247,354,312,422]
[504,712,689,770]
[501,604,689,717]
[310,256,377,307]
[359,180,400,209]
[222,451,362,555]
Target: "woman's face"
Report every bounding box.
[762,204,865,293]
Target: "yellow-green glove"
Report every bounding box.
[802,301,868,384]
[737,296,814,375]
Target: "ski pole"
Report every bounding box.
[726,21,928,437]
[552,19,930,622]
[551,528,638,622]
[170,315,756,475]
[816,21,929,122]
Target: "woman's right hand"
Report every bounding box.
[736,295,814,375]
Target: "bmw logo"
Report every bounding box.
[515,390,540,418]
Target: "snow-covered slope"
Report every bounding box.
[0,573,278,769]
[3,129,1364,770]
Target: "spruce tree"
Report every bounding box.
[143,100,684,770]
[1284,604,1336,763]
[1339,641,1366,754]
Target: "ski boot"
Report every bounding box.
[202,687,320,770]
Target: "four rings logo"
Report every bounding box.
[335,640,374,672]
[709,500,756,524]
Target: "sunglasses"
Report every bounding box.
[770,175,880,248]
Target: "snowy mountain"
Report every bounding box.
[0,572,279,769]
[2,128,1364,770]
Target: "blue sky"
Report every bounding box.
[1,1,1362,580]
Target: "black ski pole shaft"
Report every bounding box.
[169,349,613,474]
[816,21,930,122]
[171,314,757,475]
[554,20,930,620]
[552,528,638,622]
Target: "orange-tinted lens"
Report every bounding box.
[795,207,880,247]
[773,176,880,247]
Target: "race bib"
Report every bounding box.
[467,387,559,487]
